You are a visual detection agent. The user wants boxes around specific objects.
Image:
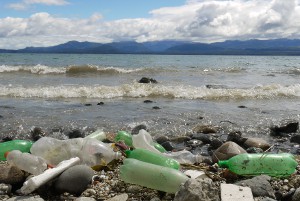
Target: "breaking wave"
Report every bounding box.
[0,83,299,100]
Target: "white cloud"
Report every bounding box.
[2,0,300,49]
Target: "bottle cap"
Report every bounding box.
[4,151,10,159]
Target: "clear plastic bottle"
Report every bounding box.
[30,137,122,167]
[218,153,298,177]
[84,129,106,141]
[5,150,47,175]
[125,148,180,170]
[163,150,204,164]
[132,129,161,154]
[0,140,33,161]
[120,158,189,193]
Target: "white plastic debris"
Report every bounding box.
[20,157,80,195]
[221,183,254,201]
[184,170,209,179]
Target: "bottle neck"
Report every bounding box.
[218,160,229,168]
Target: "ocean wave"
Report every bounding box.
[0,64,168,75]
[0,83,299,100]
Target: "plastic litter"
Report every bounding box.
[30,137,121,167]
[132,129,161,154]
[125,148,180,170]
[84,129,106,141]
[163,150,204,164]
[218,153,298,177]
[120,158,189,193]
[0,140,33,161]
[20,157,80,195]
[5,150,47,175]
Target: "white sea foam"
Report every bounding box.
[0,83,299,100]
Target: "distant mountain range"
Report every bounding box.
[2,38,300,55]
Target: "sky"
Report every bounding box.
[1,0,300,49]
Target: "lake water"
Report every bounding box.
[0,53,300,141]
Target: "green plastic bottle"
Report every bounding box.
[125,148,180,170]
[120,158,189,193]
[115,131,133,147]
[218,153,298,177]
[0,140,33,161]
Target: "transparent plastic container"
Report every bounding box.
[0,140,33,161]
[163,150,204,164]
[5,150,47,175]
[218,153,298,177]
[30,137,121,167]
[125,148,180,170]
[84,129,106,141]
[132,129,161,154]
[120,158,189,193]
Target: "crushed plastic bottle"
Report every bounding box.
[0,140,33,161]
[125,148,180,170]
[30,137,122,167]
[218,153,298,177]
[5,150,47,175]
[84,129,106,141]
[120,158,189,193]
[163,150,204,164]
[132,129,161,154]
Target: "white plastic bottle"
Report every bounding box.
[163,150,204,164]
[30,137,122,167]
[132,129,161,154]
[5,150,47,175]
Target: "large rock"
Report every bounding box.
[105,193,129,201]
[227,131,247,145]
[221,183,254,201]
[270,120,299,137]
[6,196,44,201]
[0,163,25,185]
[174,178,220,201]
[235,175,275,198]
[292,187,300,201]
[212,141,247,163]
[291,134,300,144]
[243,138,271,151]
[54,165,94,195]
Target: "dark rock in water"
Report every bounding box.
[155,136,169,144]
[270,120,299,137]
[170,136,191,143]
[54,165,94,195]
[0,164,25,185]
[246,147,264,153]
[138,77,158,84]
[205,84,228,89]
[186,139,203,148]
[131,124,147,134]
[84,103,92,106]
[143,100,153,103]
[31,127,46,141]
[152,106,160,109]
[191,133,212,144]
[174,178,220,201]
[0,115,3,118]
[68,129,84,138]
[97,102,104,105]
[161,141,175,151]
[212,141,247,163]
[193,125,217,134]
[209,138,223,150]
[291,134,300,144]
[1,136,13,142]
[238,105,247,108]
[235,175,275,198]
[227,131,247,145]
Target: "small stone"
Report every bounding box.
[193,125,217,134]
[244,138,271,151]
[54,165,94,195]
[126,185,142,193]
[6,196,45,201]
[67,129,85,138]
[0,183,12,195]
[105,193,129,201]
[212,141,247,163]
[75,197,96,201]
[0,163,25,184]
